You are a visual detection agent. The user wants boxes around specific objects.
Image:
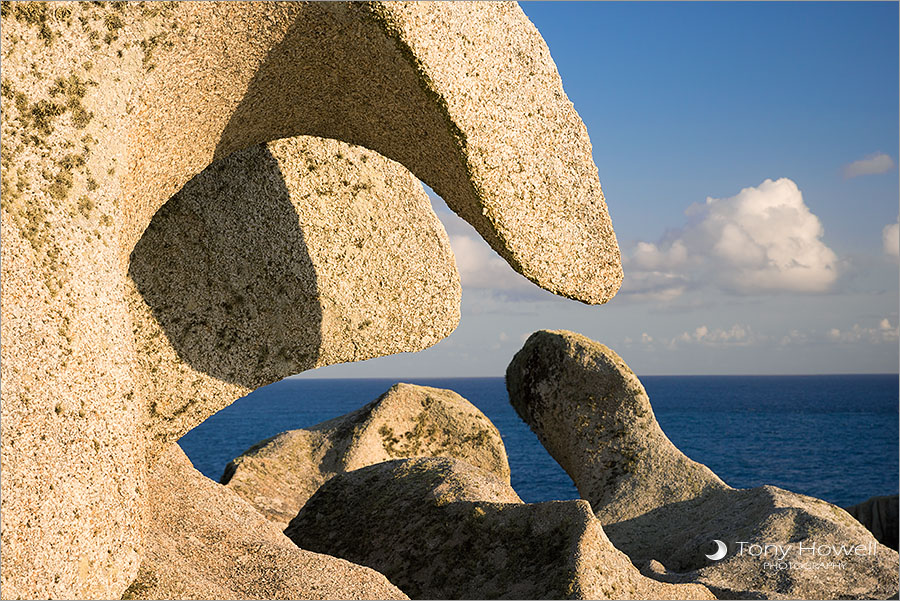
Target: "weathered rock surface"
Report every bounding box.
[2,3,619,597]
[222,383,510,526]
[507,329,728,524]
[127,137,461,448]
[286,457,714,600]
[507,330,900,599]
[846,494,899,551]
[123,444,407,600]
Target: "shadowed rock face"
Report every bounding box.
[129,2,623,305]
[286,457,714,600]
[506,330,900,599]
[845,495,899,551]
[127,138,460,448]
[2,2,620,597]
[222,383,510,526]
[123,444,407,601]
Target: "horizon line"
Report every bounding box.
[287,372,899,380]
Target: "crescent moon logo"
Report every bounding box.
[706,539,728,561]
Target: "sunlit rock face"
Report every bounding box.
[222,383,510,527]
[506,330,900,599]
[127,137,461,450]
[123,444,408,601]
[1,2,619,598]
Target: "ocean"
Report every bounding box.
[179,374,899,508]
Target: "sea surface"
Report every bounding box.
[179,374,899,508]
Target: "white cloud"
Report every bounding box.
[617,269,688,302]
[631,240,688,270]
[671,323,758,347]
[843,152,895,178]
[779,329,808,346]
[882,220,899,257]
[623,178,839,297]
[490,331,511,351]
[427,190,552,301]
[449,234,543,295]
[826,319,899,344]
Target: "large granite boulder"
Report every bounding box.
[507,330,900,599]
[286,457,714,600]
[123,444,407,600]
[845,494,899,551]
[222,383,510,526]
[127,137,461,448]
[2,4,620,597]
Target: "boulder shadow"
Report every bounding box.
[128,144,322,390]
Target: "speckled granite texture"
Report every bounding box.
[507,330,900,599]
[1,3,619,598]
[287,457,713,600]
[223,383,510,527]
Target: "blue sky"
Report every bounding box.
[304,1,898,378]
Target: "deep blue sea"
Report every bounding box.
[179,375,899,508]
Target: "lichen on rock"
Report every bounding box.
[222,382,510,526]
[286,457,713,600]
[506,330,900,599]
[126,444,408,601]
[1,2,622,598]
[127,137,461,450]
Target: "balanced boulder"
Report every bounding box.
[286,457,713,600]
[222,383,510,526]
[506,330,899,599]
[127,137,461,449]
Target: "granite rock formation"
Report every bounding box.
[222,383,510,526]
[506,330,900,599]
[1,3,620,598]
[506,329,728,524]
[286,457,714,600]
[845,494,899,551]
[123,444,407,601]
[127,138,461,448]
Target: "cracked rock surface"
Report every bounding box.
[2,2,619,597]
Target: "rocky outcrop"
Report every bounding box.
[2,3,621,596]
[507,330,900,599]
[127,138,461,447]
[506,329,728,524]
[123,444,407,600]
[846,495,899,551]
[222,383,510,526]
[287,457,713,600]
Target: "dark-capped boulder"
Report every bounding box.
[845,494,898,551]
[506,330,899,599]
